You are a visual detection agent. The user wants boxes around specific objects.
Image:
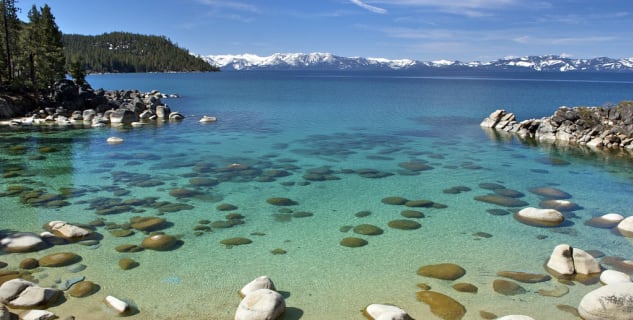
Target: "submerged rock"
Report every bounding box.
[141,234,179,251]
[416,290,466,320]
[514,207,564,227]
[0,232,47,253]
[340,237,368,248]
[39,252,81,267]
[493,279,526,296]
[418,263,466,281]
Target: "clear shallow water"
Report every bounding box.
[1,71,633,319]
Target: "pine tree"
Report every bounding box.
[0,0,20,84]
[68,58,86,86]
[35,5,65,89]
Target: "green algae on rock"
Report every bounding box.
[216,203,238,211]
[340,237,368,248]
[381,196,408,205]
[266,197,298,206]
[68,280,98,298]
[388,219,421,230]
[141,234,179,251]
[39,252,82,267]
[417,263,466,280]
[452,282,478,293]
[352,224,384,236]
[119,258,139,270]
[416,290,466,320]
[220,237,253,247]
[492,279,526,296]
[401,210,425,218]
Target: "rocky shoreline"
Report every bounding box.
[481,101,633,152]
[0,79,184,128]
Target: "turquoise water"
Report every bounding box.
[1,71,633,319]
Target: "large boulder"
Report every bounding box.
[364,304,413,320]
[546,244,601,276]
[0,233,47,253]
[601,270,631,285]
[546,244,575,275]
[515,207,564,227]
[109,109,139,124]
[573,248,601,275]
[235,289,285,320]
[239,276,276,298]
[616,216,633,237]
[155,105,171,119]
[578,282,633,320]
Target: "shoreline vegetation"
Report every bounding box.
[0,1,218,121]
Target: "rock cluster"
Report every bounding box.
[481,102,633,150]
[4,79,183,126]
[546,244,601,276]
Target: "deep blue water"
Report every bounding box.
[1,70,633,319]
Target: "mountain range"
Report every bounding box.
[200,52,633,72]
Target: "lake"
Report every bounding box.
[1,70,633,319]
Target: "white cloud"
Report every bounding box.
[513,35,616,45]
[350,0,388,14]
[196,0,259,13]
[363,0,531,17]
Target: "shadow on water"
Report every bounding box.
[284,307,304,320]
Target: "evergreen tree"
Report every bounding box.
[68,58,86,86]
[0,0,20,83]
[35,5,65,89]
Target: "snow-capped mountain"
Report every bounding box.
[200,52,633,72]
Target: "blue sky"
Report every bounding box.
[17,0,633,61]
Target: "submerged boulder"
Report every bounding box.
[515,207,564,227]
[0,232,47,253]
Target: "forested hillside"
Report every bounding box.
[63,32,219,73]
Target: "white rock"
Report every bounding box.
[21,309,57,320]
[602,213,625,222]
[587,213,625,228]
[365,304,412,320]
[617,216,633,237]
[0,232,45,253]
[516,207,564,227]
[131,122,145,127]
[105,295,130,315]
[8,286,60,308]
[496,316,536,320]
[0,279,34,303]
[106,136,124,144]
[200,115,217,123]
[600,269,631,285]
[240,276,276,297]
[546,244,574,275]
[573,247,601,275]
[235,289,285,320]
[578,282,633,320]
[45,221,91,241]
